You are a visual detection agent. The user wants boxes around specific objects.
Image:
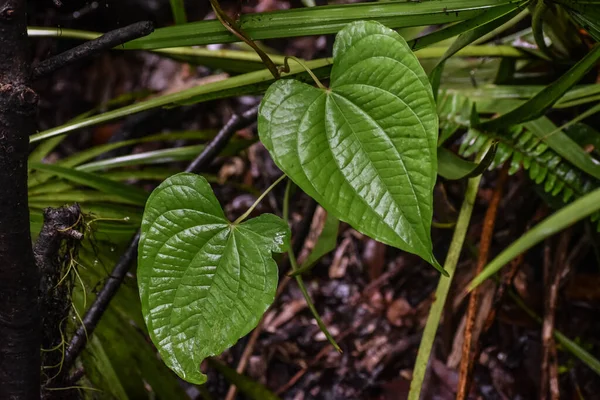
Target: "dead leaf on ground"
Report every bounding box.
[386,298,414,328]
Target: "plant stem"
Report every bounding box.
[456,163,508,400]
[408,147,487,400]
[283,181,341,352]
[507,288,600,376]
[233,174,287,225]
[282,56,327,89]
[208,0,280,79]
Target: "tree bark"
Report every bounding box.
[0,0,41,399]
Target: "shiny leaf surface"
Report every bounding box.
[259,21,441,270]
[138,173,290,383]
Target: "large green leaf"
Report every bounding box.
[258,21,441,271]
[138,173,290,384]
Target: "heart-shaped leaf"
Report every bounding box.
[138,173,290,384]
[258,20,440,270]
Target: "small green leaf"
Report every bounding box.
[138,173,290,384]
[259,21,441,271]
[437,144,498,180]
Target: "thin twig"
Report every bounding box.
[186,105,259,174]
[482,253,523,333]
[31,21,154,80]
[284,180,341,352]
[224,276,292,400]
[276,326,357,395]
[457,163,509,400]
[541,229,571,400]
[62,105,259,382]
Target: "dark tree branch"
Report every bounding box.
[62,104,260,380]
[185,105,259,175]
[0,0,42,399]
[31,21,154,80]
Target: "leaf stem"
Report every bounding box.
[233,174,287,225]
[281,56,327,90]
[408,145,489,400]
[283,180,341,352]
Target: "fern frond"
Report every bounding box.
[438,91,600,223]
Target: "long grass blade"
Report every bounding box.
[469,186,600,290]
[124,0,520,49]
[477,44,600,131]
[169,0,187,24]
[29,163,148,206]
[430,2,527,95]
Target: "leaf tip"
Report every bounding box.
[430,256,448,277]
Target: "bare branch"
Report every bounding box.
[31,21,154,80]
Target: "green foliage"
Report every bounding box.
[436,91,600,220]
[460,124,600,207]
[556,0,600,41]
[24,0,600,395]
[476,44,600,131]
[437,145,498,180]
[470,186,600,289]
[29,163,148,206]
[137,174,290,383]
[72,246,188,400]
[429,1,527,96]
[169,0,187,25]
[259,21,441,271]
[124,0,521,49]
